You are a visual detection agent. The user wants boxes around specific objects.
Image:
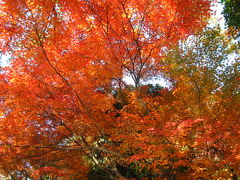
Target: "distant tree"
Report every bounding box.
[221,0,240,38]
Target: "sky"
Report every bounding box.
[210,1,225,29]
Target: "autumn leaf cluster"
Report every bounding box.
[0,0,239,179]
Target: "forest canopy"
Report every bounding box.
[0,0,239,179]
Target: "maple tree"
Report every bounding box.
[0,0,238,179]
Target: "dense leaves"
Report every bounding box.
[221,0,240,38]
[0,0,239,179]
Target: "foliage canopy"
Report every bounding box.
[0,0,239,179]
[221,0,240,38]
